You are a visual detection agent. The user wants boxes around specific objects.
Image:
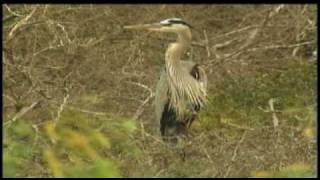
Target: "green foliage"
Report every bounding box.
[253,163,315,178]
[197,59,316,178]
[41,109,141,177]
[65,160,120,178]
[3,109,140,178]
[199,59,316,130]
[3,120,37,177]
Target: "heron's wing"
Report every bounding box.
[155,69,169,129]
[187,63,207,90]
[180,60,207,89]
[155,62,208,137]
[155,70,182,137]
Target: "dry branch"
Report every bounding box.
[8,6,37,38]
[54,93,69,123]
[268,98,279,128]
[133,93,154,120]
[258,98,280,129]
[211,25,258,40]
[4,101,40,126]
[204,5,285,67]
[3,94,17,104]
[203,29,211,58]
[246,40,315,52]
[130,81,155,139]
[130,82,154,117]
[224,130,247,177]
[129,81,154,95]
[4,4,23,17]
[231,130,247,162]
[221,118,254,131]
[33,42,64,57]
[50,101,111,117]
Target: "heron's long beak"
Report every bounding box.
[124,23,162,31]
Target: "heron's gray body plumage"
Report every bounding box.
[155,60,207,138]
[124,18,208,140]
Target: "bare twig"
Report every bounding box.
[214,37,241,49]
[268,98,279,128]
[224,130,247,177]
[231,130,247,161]
[129,81,155,139]
[4,5,23,17]
[129,81,154,104]
[203,29,211,57]
[221,118,254,131]
[211,25,258,40]
[56,22,72,43]
[246,40,315,52]
[258,98,280,129]
[211,37,242,60]
[3,15,17,23]
[137,128,165,145]
[154,169,165,178]
[54,89,70,123]
[31,124,40,150]
[133,93,154,120]
[40,99,113,123]
[131,81,155,119]
[33,42,64,57]
[61,104,110,116]
[3,94,17,104]
[78,35,106,48]
[129,81,154,96]
[9,6,37,38]
[133,92,154,139]
[203,146,214,164]
[205,5,284,66]
[4,101,40,126]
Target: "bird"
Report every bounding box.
[124,18,207,142]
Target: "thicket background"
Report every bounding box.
[3,4,317,178]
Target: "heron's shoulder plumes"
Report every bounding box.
[165,63,207,118]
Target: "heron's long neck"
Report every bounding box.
[165,29,192,68]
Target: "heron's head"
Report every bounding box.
[124,18,192,33]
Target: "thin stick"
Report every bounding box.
[203,29,211,57]
[4,5,23,17]
[205,5,283,66]
[133,94,154,120]
[268,98,279,128]
[246,40,315,52]
[211,25,258,40]
[231,131,247,161]
[221,118,254,131]
[224,130,247,177]
[9,6,37,38]
[50,100,110,117]
[4,101,39,126]
[54,93,69,123]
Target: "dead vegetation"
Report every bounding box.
[3,4,317,177]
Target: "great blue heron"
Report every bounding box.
[124,18,207,141]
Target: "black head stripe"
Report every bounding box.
[168,19,193,28]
